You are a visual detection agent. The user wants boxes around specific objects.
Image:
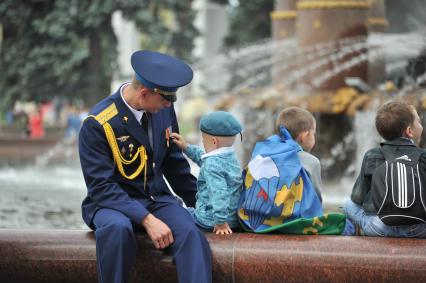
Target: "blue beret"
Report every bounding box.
[131,50,193,102]
[199,111,243,136]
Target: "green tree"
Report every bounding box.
[386,0,426,33]
[207,0,273,91]
[210,0,273,48]
[0,0,197,109]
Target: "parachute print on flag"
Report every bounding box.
[243,155,281,229]
[238,126,343,233]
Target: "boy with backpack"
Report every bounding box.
[238,107,346,234]
[344,100,426,237]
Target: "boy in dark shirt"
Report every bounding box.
[344,100,426,237]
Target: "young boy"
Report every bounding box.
[344,100,426,237]
[275,106,323,202]
[171,111,243,235]
[238,106,325,233]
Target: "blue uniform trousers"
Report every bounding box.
[93,199,212,283]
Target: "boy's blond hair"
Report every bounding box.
[275,106,315,139]
[375,100,416,141]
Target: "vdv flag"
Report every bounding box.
[238,126,324,233]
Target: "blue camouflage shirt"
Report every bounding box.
[185,145,243,228]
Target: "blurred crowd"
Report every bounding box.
[3,98,88,140]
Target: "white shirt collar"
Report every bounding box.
[201,146,234,159]
[400,137,415,144]
[120,83,145,124]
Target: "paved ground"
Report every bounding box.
[0,163,87,229]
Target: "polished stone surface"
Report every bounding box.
[232,234,426,283]
[1,230,426,283]
[207,233,237,282]
[0,230,97,283]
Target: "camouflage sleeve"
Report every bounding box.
[184,144,205,167]
[203,157,230,224]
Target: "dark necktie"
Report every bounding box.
[141,112,149,134]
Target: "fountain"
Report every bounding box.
[0,135,86,229]
[186,0,426,210]
[1,0,426,228]
[1,3,426,282]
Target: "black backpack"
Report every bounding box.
[371,147,426,226]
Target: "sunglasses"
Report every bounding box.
[158,93,177,103]
[152,88,177,102]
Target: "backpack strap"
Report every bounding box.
[379,147,393,163]
[379,146,423,165]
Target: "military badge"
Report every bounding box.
[129,143,134,157]
[116,135,130,142]
[165,126,172,148]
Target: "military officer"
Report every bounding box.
[79,50,212,283]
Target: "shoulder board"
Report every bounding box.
[87,103,118,125]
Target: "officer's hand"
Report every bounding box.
[170,133,187,150]
[142,214,174,249]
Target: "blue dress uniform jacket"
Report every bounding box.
[79,50,212,283]
[79,88,197,229]
[79,87,212,283]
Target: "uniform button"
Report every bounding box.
[152,162,156,169]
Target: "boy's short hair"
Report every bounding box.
[275,106,315,139]
[375,100,415,141]
[217,135,236,147]
[131,75,143,90]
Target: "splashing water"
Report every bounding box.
[2,31,426,228]
[191,31,426,96]
[0,138,86,229]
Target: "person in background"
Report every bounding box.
[28,104,45,139]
